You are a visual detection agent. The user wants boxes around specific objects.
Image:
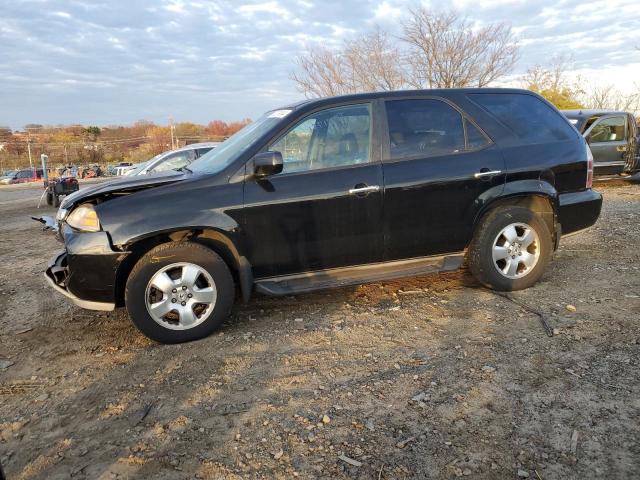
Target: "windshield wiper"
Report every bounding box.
[178,166,193,173]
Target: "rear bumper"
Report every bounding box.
[558,189,603,235]
[45,251,115,311]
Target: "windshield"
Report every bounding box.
[189,111,290,174]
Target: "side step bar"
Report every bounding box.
[255,253,465,296]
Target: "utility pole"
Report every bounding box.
[169,117,175,149]
[27,140,33,169]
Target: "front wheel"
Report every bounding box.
[468,206,552,291]
[125,242,235,343]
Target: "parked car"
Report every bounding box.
[44,88,602,343]
[562,109,639,175]
[124,142,220,176]
[0,168,43,184]
[106,162,133,176]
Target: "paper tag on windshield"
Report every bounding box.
[268,109,291,118]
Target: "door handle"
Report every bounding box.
[348,185,380,195]
[474,169,502,179]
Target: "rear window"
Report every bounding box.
[469,93,576,144]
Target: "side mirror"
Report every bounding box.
[253,151,283,177]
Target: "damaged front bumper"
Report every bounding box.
[45,251,116,311]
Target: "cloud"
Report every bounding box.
[0,0,638,128]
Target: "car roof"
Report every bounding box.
[175,142,220,151]
[274,87,541,112]
[561,109,630,119]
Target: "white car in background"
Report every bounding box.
[125,142,220,176]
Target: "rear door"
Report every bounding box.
[242,103,384,278]
[584,114,628,173]
[381,97,504,260]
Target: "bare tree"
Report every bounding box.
[342,27,407,93]
[581,83,640,113]
[291,9,520,97]
[401,8,519,88]
[520,55,585,109]
[291,27,407,97]
[521,55,575,92]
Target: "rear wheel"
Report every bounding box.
[468,206,552,291]
[125,242,234,343]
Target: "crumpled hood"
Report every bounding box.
[61,170,186,209]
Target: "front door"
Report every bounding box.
[584,114,628,174]
[242,103,384,278]
[381,98,505,260]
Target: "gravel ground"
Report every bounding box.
[0,180,638,480]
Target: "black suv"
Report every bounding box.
[45,89,602,343]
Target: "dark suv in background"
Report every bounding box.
[44,88,602,343]
[562,109,639,175]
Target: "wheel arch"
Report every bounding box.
[473,180,559,248]
[114,228,253,307]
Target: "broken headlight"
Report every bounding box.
[66,204,100,232]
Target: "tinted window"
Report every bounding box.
[385,99,465,159]
[465,119,489,149]
[270,104,371,174]
[588,116,626,143]
[469,93,575,144]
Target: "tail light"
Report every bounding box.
[586,143,594,189]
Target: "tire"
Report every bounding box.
[468,206,552,291]
[53,194,60,208]
[125,242,234,343]
[46,192,54,206]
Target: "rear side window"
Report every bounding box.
[465,119,489,149]
[469,93,575,144]
[385,99,468,159]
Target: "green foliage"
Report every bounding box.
[528,86,585,110]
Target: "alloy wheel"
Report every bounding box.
[145,262,217,330]
[491,222,540,279]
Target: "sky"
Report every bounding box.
[0,0,639,129]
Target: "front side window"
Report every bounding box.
[588,116,626,143]
[469,93,575,144]
[269,104,371,174]
[385,99,467,159]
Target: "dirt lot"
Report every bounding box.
[0,180,638,479]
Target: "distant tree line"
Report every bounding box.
[0,119,251,171]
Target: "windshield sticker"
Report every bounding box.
[569,119,578,124]
[268,109,292,118]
